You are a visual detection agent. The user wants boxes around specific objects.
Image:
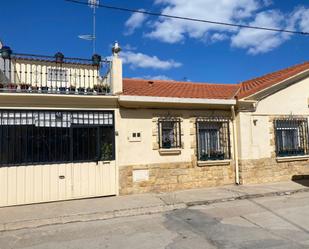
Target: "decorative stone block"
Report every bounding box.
[190,127,196,136]
[239,157,309,185]
[190,141,196,149]
[153,142,159,150]
[119,161,235,195]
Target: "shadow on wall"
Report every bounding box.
[292,175,309,187]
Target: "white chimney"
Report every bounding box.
[111,41,123,94]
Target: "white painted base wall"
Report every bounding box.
[0,161,117,207]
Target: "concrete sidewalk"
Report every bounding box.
[0,180,308,232]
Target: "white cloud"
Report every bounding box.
[123,44,137,51]
[288,6,309,33]
[124,9,147,35]
[298,9,309,33]
[121,51,182,70]
[262,0,273,7]
[231,10,290,55]
[143,0,308,54]
[147,0,263,43]
[211,33,229,42]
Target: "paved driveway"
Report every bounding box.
[1,192,309,249]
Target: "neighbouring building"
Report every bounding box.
[0,45,121,207]
[0,43,308,207]
[236,62,309,184]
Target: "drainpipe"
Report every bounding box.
[231,106,240,185]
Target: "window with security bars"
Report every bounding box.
[196,118,231,161]
[0,110,115,166]
[274,118,309,157]
[158,118,181,149]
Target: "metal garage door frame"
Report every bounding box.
[0,109,117,207]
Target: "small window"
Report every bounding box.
[158,118,181,149]
[47,68,68,82]
[196,118,231,161]
[274,118,309,157]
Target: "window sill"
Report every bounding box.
[159,149,181,155]
[197,160,231,167]
[276,155,309,163]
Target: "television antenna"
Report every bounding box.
[78,0,99,54]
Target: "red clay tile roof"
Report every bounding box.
[122,78,239,100]
[237,61,309,99]
[122,62,309,101]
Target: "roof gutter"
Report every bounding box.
[119,95,236,106]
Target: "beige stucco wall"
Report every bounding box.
[110,56,122,94]
[237,113,272,160]
[116,108,234,166]
[116,107,236,194]
[237,76,309,184]
[238,76,309,160]
[254,76,309,115]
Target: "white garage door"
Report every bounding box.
[0,110,117,207]
[0,161,117,207]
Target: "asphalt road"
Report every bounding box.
[1,192,309,249]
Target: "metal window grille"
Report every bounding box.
[158,118,181,149]
[274,118,309,157]
[0,110,115,166]
[196,118,231,161]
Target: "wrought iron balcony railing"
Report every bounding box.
[0,50,112,95]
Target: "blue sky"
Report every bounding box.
[1,0,308,84]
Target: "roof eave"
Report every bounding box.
[119,95,236,109]
[238,69,309,100]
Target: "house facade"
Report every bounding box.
[0,46,120,207]
[117,79,239,194]
[237,63,309,184]
[0,43,308,207]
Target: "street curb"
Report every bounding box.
[0,187,308,232]
[0,203,187,233]
[186,187,309,207]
